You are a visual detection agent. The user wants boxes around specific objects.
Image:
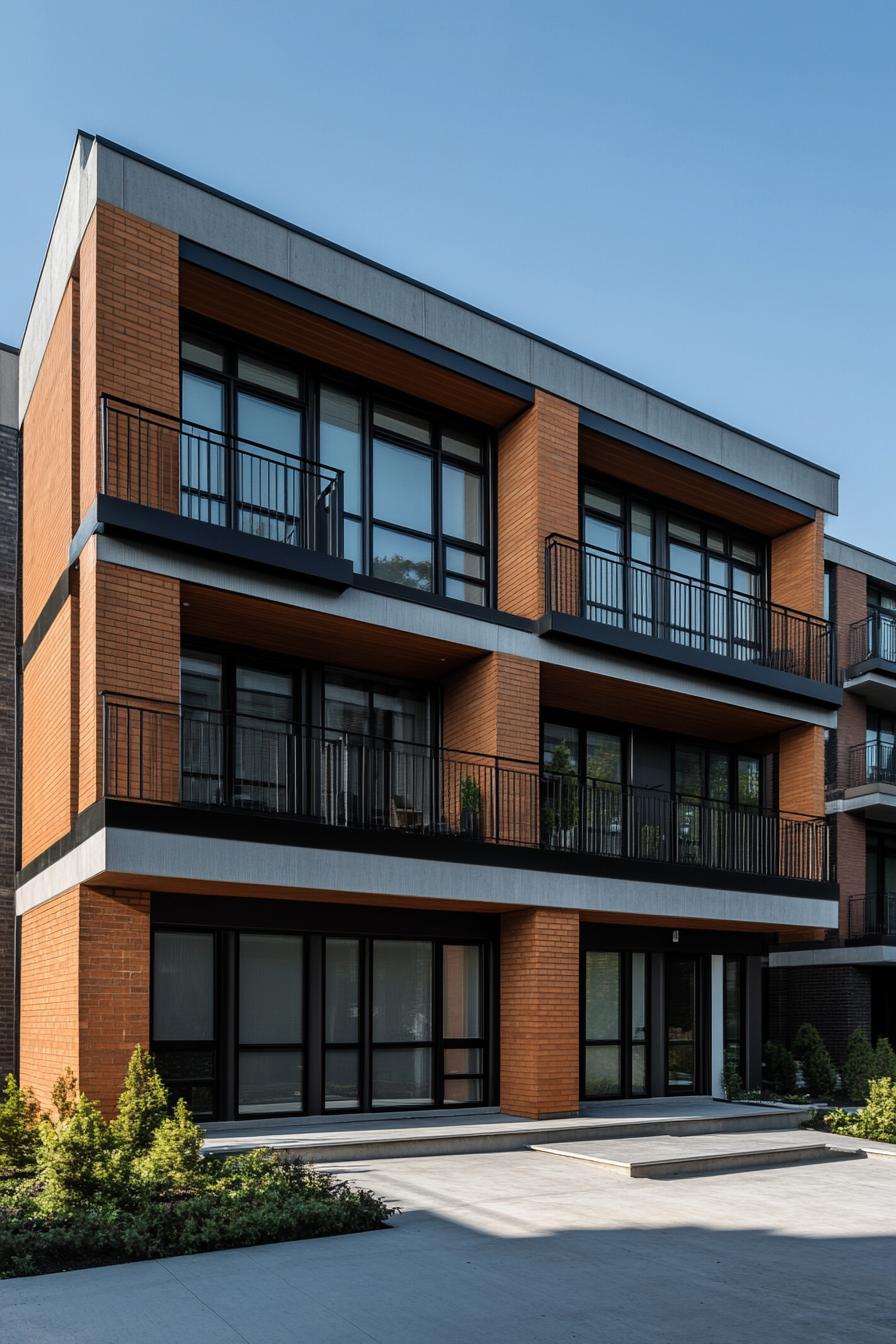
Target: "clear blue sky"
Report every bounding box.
[3,0,894,553]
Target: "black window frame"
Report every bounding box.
[580,947,651,1102]
[180,314,494,607]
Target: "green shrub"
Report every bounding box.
[872,1037,896,1084]
[50,1068,78,1124]
[0,1075,41,1173]
[35,1093,115,1212]
[826,1077,896,1144]
[134,1097,204,1195]
[763,1040,797,1095]
[110,1046,169,1158]
[842,1029,876,1104]
[792,1023,838,1099]
[721,1048,744,1101]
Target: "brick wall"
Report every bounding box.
[19,886,150,1114]
[834,563,866,678]
[21,279,78,638]
[778,723,825,818]
[497,391,579,618]
[79,204,180,517]
[21,604,74,865]
[442,653,540,761]
[766,963,872,1066]
[770,511,824,618]
[0,424,17,1073]
[500,908,579,1117]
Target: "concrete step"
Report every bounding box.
[530,1130,864,1179]
[202,1101,807,1164]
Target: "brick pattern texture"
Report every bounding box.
[500,908,580,1117]
[19,886,150,1115]
[766,964,872,1065]
[21,603,74,865]
[0,424,17,1073]
[497,391,579,619]
[770,511,825,618]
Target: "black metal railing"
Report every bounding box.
[102,696,832,882]
[100,396,343,557]
[849,610,896,667]
[848,740,896,788]
[848,893,896,938]
[544,534,835,684]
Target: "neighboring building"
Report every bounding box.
[13,133,840,1121]
[0,342,18,1077]
[768,539,896,1061]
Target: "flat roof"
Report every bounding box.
[826,535,896,588]
[16,131,839,516]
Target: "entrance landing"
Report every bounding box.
[202,1097,806,1163]
[531,1129,859,1178]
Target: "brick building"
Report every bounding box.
[10,133,843,1119]
[0,342,18,1077]
[768,539,896,1062]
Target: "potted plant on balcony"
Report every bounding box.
[459,775,483,840]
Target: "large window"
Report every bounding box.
[582,950,648,1099]
[868,585,896,663]
[581,481,765,656]
[151,929,217,1119]
[182,329,491,605]
[866,710,896,785]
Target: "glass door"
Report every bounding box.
[371,940,434,1107]
[582,950,649,1099]
[666,955,700,1094]
[237,933,304,1115]
[233,667,294,813]
[324,937,362,1110]
[235,390,303,544]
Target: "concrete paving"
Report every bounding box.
[531,1128,858,1177]
[2,1141,895,1341]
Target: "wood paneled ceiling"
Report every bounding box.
[180,263,529,429]
[580,427,810,537]
[539,661,794,745]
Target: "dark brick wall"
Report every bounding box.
[0,423,17,1076]
[766,963,873,1065]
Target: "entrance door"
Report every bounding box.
[582,950,649,1100]
[665,954,701,1094]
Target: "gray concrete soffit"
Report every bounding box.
[826,535,896,589]
[0,345,18,430]
[18,132,837,516]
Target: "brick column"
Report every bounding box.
[497,390,579,619]
[770,511,824,617]
[500,908,579,1118]
[19,886,150,1115]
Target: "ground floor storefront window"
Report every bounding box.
[151,903,493,1121]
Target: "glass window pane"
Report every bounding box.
[236,667,293,722]
[372,526,433,591]
[372,940,432,1042]
[543,722,578,772]
[237,353,300,399]
[153,931,215,1041]
[181,332,226,372]
[631,952,647,1042]
[443,1047,483,1073]
[238,1049,302,1114]
[326,938,360,1043]
[239,933,303,1045]
[585,950,620,1040]
[445,577,485,605]
[372,1047,432,1105]
[442,427,482,463]
[725,959,742,1043]
[180,373,226,524]
[731,540,758,566]
[708,752,730,803]
[237,392,301,455]
[325,1049,359,1110]
[669,517,702,545]
[441,464,483,544]
[630,1043,647,1097]
[443,1077,482,1104]
[443,945,481,1038]
[706,529,725,554]
[669,543,703,579]
[675,748,704,799]
[181,371,225,432]
[343,517,363,571]
[630,506,653,563]
[373,440,432,532]
[585,515,623,555]
[738,756,761,808]
[733,566,757,597]
[583,486,622,518]
[708,557,729,589]
[586,732,621,783]
[445,547,485,579]
[585,1043,621,1096]
[181,654,222,711]
[373,403,431,445]
[319,386,362,516]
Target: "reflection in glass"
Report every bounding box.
[373,440,432,532]
[371,1048,432,1106]
[585,951,620,1041]
[372,525,433,591]
[153,931,215,1041]
[181,372,226,525]
[585,1043,621,1096]
[326,938,360,1043]
[372,941,432,1042]
[238,934,303,1045]
[443,945,481,1038]
[238,1050,302,1114]
[442,464,482,544]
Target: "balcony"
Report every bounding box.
[847,893,896,941]
[101,695,833,890]
[540,534,839,702]
[96,396,352,588]
[844,612,896,710]
[830,742,896,820]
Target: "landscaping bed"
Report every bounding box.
[0,1051,394,1280]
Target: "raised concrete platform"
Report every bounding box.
[202,1097,805,1163]
[530,1129,862,1178]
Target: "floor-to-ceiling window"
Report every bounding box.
[866,710,896,785]
[582,949,649,1100]
[181,327,492,605]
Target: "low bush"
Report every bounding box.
[721,1048,744,1101]
[826,1077,896,1145]
[763,1040,797,1096]
[872,1037,896,1085]
[792,1023,838,1100]
[842,1030,876,1105]
[0,1049,394,1278]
